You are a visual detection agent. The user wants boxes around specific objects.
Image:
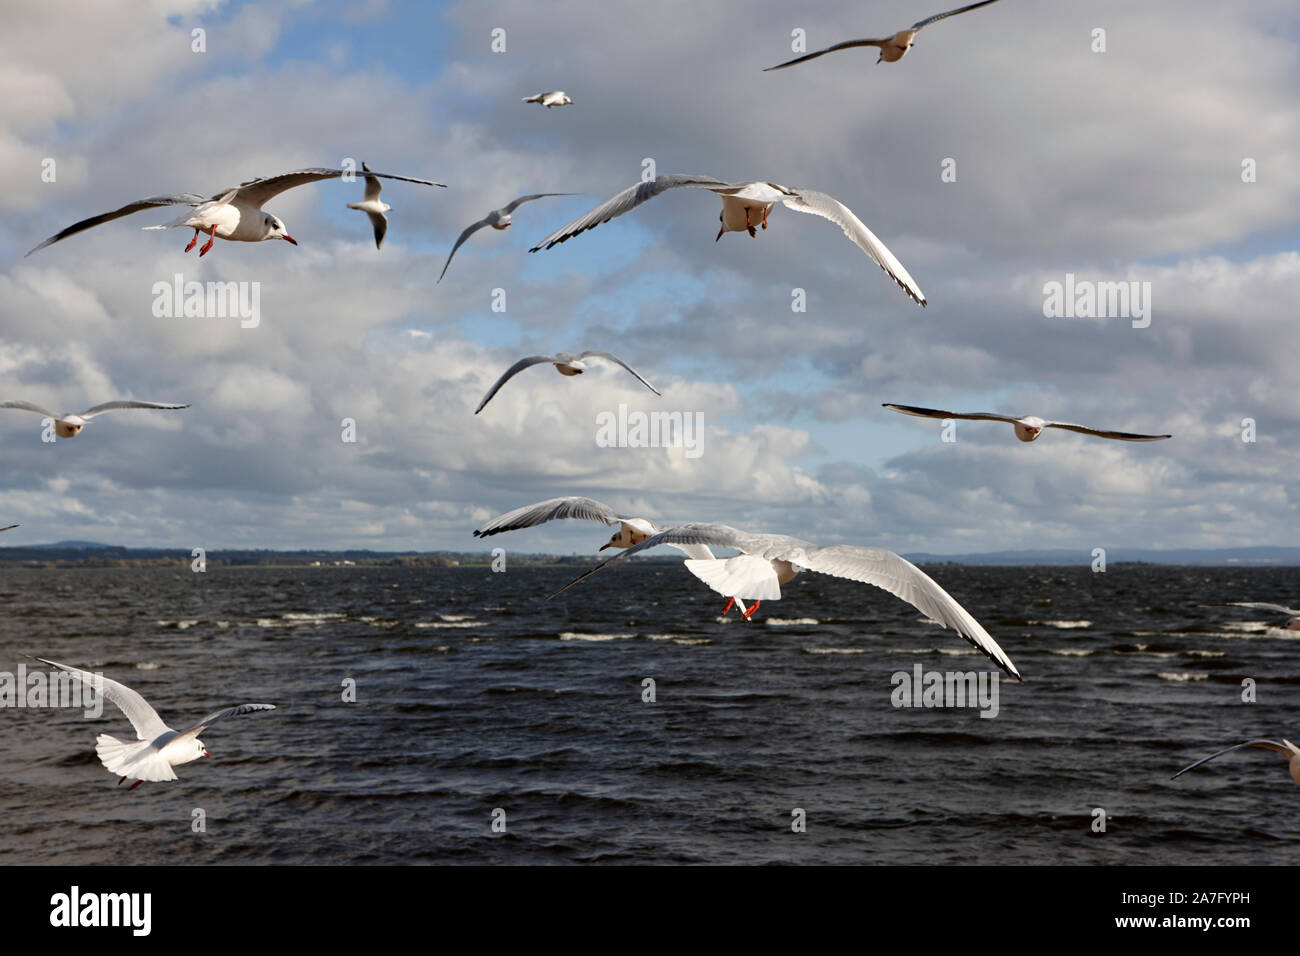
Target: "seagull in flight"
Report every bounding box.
[883,404,1172,443]
[473,496,750,615]
[549,522,1022,679]
[438,193,575,282]
[764,0,1003,71]
[27,166,445,257]
[36,658,275,791]
[346,162,396,249]
[1173,738,1300,785]
[475,351,661,415]
[1204,603,1300,631]
[523,91,573,108]
[0,399,189,438]
[530,174,926,306]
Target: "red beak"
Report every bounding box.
[202,752,210,757]
[282,235,298,246]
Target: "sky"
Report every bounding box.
[0,0,1297,556]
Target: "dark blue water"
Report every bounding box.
[1,563,1297,864]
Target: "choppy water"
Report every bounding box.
[0,563,1297,865]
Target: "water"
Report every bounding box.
[1,563,1297,864]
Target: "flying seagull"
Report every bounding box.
[0,400,189,438]
[438,193,575,282]
[36,658,275,791]
[1173,738,1300,785]
[1204,603,1300,631]
[523,91,573,108]
[549,522,1022,680]
[473,496,750,615]
[764,0,1003,71]
[883,404,1172,443]
[346,162,395,249]
[530,174,926,306]
[475,351,661,415]
[27,166,445,257]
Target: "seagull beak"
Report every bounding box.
[202,750,210,757]
[598,543,613,551]
[281,235,298,246]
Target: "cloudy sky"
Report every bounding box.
[0,0,1296,555]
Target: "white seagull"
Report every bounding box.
[883,404,1172,443]
[36,658,275,791]
[530,174,926,306]
[764,0,1003,71]
[473,496,750,615]
[550,522,1022,680]
[346,162,394,249]
[1173,738,1300,785]
[27,166,445,257]
[438,192,576,282]
[0,399,189,438]
[475,351,661,415]
[1205,603,1300,631]
[523,91,573,108]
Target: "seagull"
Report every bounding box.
[438,193,576,282]
[27,166,445,257]
[1173,738,1300,785]
[523,91,573,108]
[0,400,189,438]
[346,162,393,249]
[764,0,1003,71]
[1204,603,1300,631]
[473,496,750,615]
[549,522,1022,680]
[530,174,926,306]
[883,404,1172,443]
[36,658,275,791]
[475,351,661,415]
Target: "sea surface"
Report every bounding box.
[0,563,1297,865]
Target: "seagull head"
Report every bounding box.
[264,214,297,246]
[195,739,210,759]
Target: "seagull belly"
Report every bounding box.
[554,363,584,376]
[216,203,261,241]
[719,195,773,234]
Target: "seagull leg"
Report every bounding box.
[720,596,735,616]
[743,601,761,620]
[184,229,199,253]
[746,209,756,238]
[761,208,768,230]
[198,224,218,257]
[127,779,144,791]
[116,776,127,786]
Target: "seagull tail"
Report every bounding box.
[95,734,148,775]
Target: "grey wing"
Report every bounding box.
[0,525,16,532]
[576,351,662,396]
[438,218,493,282]
[501,192,577,214]
[796,546,1021,681]
[783,189,926,305]
[883,404,1017,424]
[35,658,170,741]
[1,400,59,419]
[529,175,734,251]
[474,497,626,537]
[361,163,384,202]
[79,401,190,419]
[367,210,388,249]
[176,703,276,738]
[474,355,559,414]
[25,193,207,256]
[1044,421,1172,442]
[1172,739,1292,779]
[231,167,445,208]
[1210,602,1300,616]
[763,38,891,71]
[913,0,1002,31]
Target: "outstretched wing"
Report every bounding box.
[36,658,170,741]
[797,545,1021,680]
[79,401,190,420]
[782,190,926,305]
[1044,421,1171,442]
[230,167,444,208]
[529,175,734,251]
[438,218,493,282]
[501,192,577,214]
[175,703,276,739]
[474,497,626,537]
[26,194,207,256]
[0,524,16,532]
[913,0,1002,32]
[1172,739,1294,779]
[474,355,560,414]
[576,351,662,396]
[0,400,59,419]
[1208,602,1300,616]
[360,163,384,203]
[884,404,1017,424]
[763,38,890,72]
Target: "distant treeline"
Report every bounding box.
[0,546,618,569]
